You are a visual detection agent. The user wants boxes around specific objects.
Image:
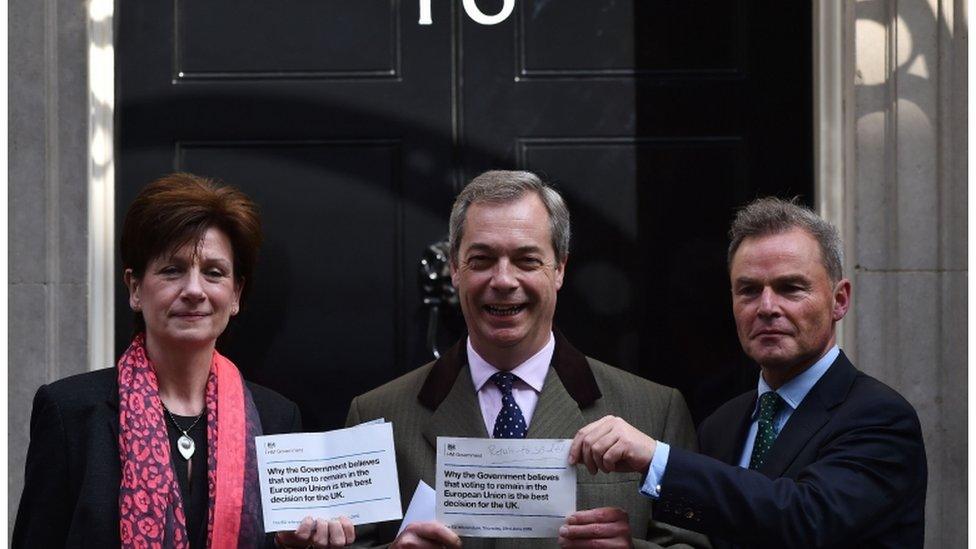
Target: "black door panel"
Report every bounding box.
[117,0,811,426]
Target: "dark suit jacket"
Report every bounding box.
[346,332,708,549]
[12,367,303,548]
[655,351,927,549]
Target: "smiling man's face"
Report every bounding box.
[730,228,850,387]
[451,192,566,370]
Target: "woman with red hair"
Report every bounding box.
[14,173,353,548]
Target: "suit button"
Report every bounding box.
[684,510,695,519]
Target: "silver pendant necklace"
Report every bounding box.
[163,406,205,461]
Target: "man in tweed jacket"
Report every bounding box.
[346,171,706,549]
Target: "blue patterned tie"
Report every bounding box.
[748,391,785,470]
[491,372,528,439]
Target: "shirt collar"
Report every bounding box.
[468,334,554,394]
[752,345,840,418]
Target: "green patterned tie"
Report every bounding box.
[748,391,785,470]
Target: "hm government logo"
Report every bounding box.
[444,443,483,459]
[263,440,301,456]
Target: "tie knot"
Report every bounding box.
[490,372,518,394]
[758,391,784,421]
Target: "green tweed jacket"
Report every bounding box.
[346,332,708,548]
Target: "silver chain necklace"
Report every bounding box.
[163,406,204,460]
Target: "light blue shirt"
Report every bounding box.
[640,346,840,499]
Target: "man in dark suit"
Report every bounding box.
[567,197,927,548]
[347,170,706,548]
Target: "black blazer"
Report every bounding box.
[12,367,303,548]
[654,352,927,549]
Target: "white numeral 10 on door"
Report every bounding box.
[419,0,516,26]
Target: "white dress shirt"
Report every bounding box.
[467,334,554,437]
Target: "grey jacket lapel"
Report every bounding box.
[422,364,585,445]
[526,367,586,439]
[422,365,488,448]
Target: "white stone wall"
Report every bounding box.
[8,0,90,539]
[852,0,967,546]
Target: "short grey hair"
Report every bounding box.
[449,170,571,264]
[728,197,844,281]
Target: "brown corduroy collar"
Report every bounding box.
[417,330,602,411]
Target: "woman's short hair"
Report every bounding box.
[120,172,262,332]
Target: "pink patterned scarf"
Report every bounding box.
[117,334,264,548]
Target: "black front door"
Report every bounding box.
[117,1,812,428]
